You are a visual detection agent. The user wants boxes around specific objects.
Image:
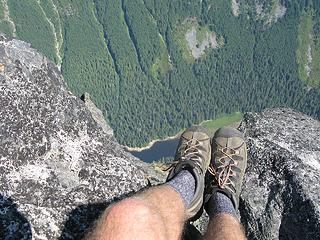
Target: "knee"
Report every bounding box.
[88,199,159,239]
[105,198,154,223]
[94,198,167,240]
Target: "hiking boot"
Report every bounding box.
[166,125,211,219]
[205,127,247,211]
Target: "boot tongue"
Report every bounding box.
[190,138,197,145]
[226,138,230,148]
[224,139,236,157]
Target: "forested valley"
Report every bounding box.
[0,0,319,147]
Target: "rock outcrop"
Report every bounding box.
[0,34,319,240]
[239,109,320,240]
[80,92,114,137]
[0,34,164,239]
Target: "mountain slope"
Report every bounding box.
[1,0,319,147]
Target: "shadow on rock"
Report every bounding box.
[59,187,203,240]
[59,201,108,240]
[59,189,145,239]
[183,223,202,240]
[0,195,32,239]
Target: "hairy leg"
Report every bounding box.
[203,214,246,240]
[87,125,211,240]
[86,185,186,240]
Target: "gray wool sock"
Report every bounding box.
[166,170,195,208]
[207,192,239,220]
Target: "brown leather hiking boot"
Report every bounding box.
[166,125,211,219]
[205,127,247,211]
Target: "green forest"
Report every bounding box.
[0,0,319,147]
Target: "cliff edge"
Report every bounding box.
[0,34,319,239]
[0,34,164,239]
[240,109,320,239]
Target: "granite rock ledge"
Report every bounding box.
[0,34,164,239]
[239,109,320,240]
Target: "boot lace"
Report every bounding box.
[165,139,202,171]
[208,141,244,193]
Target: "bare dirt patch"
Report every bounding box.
[231,0,240,17]
[185,26,218,59]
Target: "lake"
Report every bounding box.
[129,138,180,163]
[127,114,242,163]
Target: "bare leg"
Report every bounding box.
[86,185,186,240]
[87,126,212,239]
[203,127,248,240]
[203,214,246,240]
